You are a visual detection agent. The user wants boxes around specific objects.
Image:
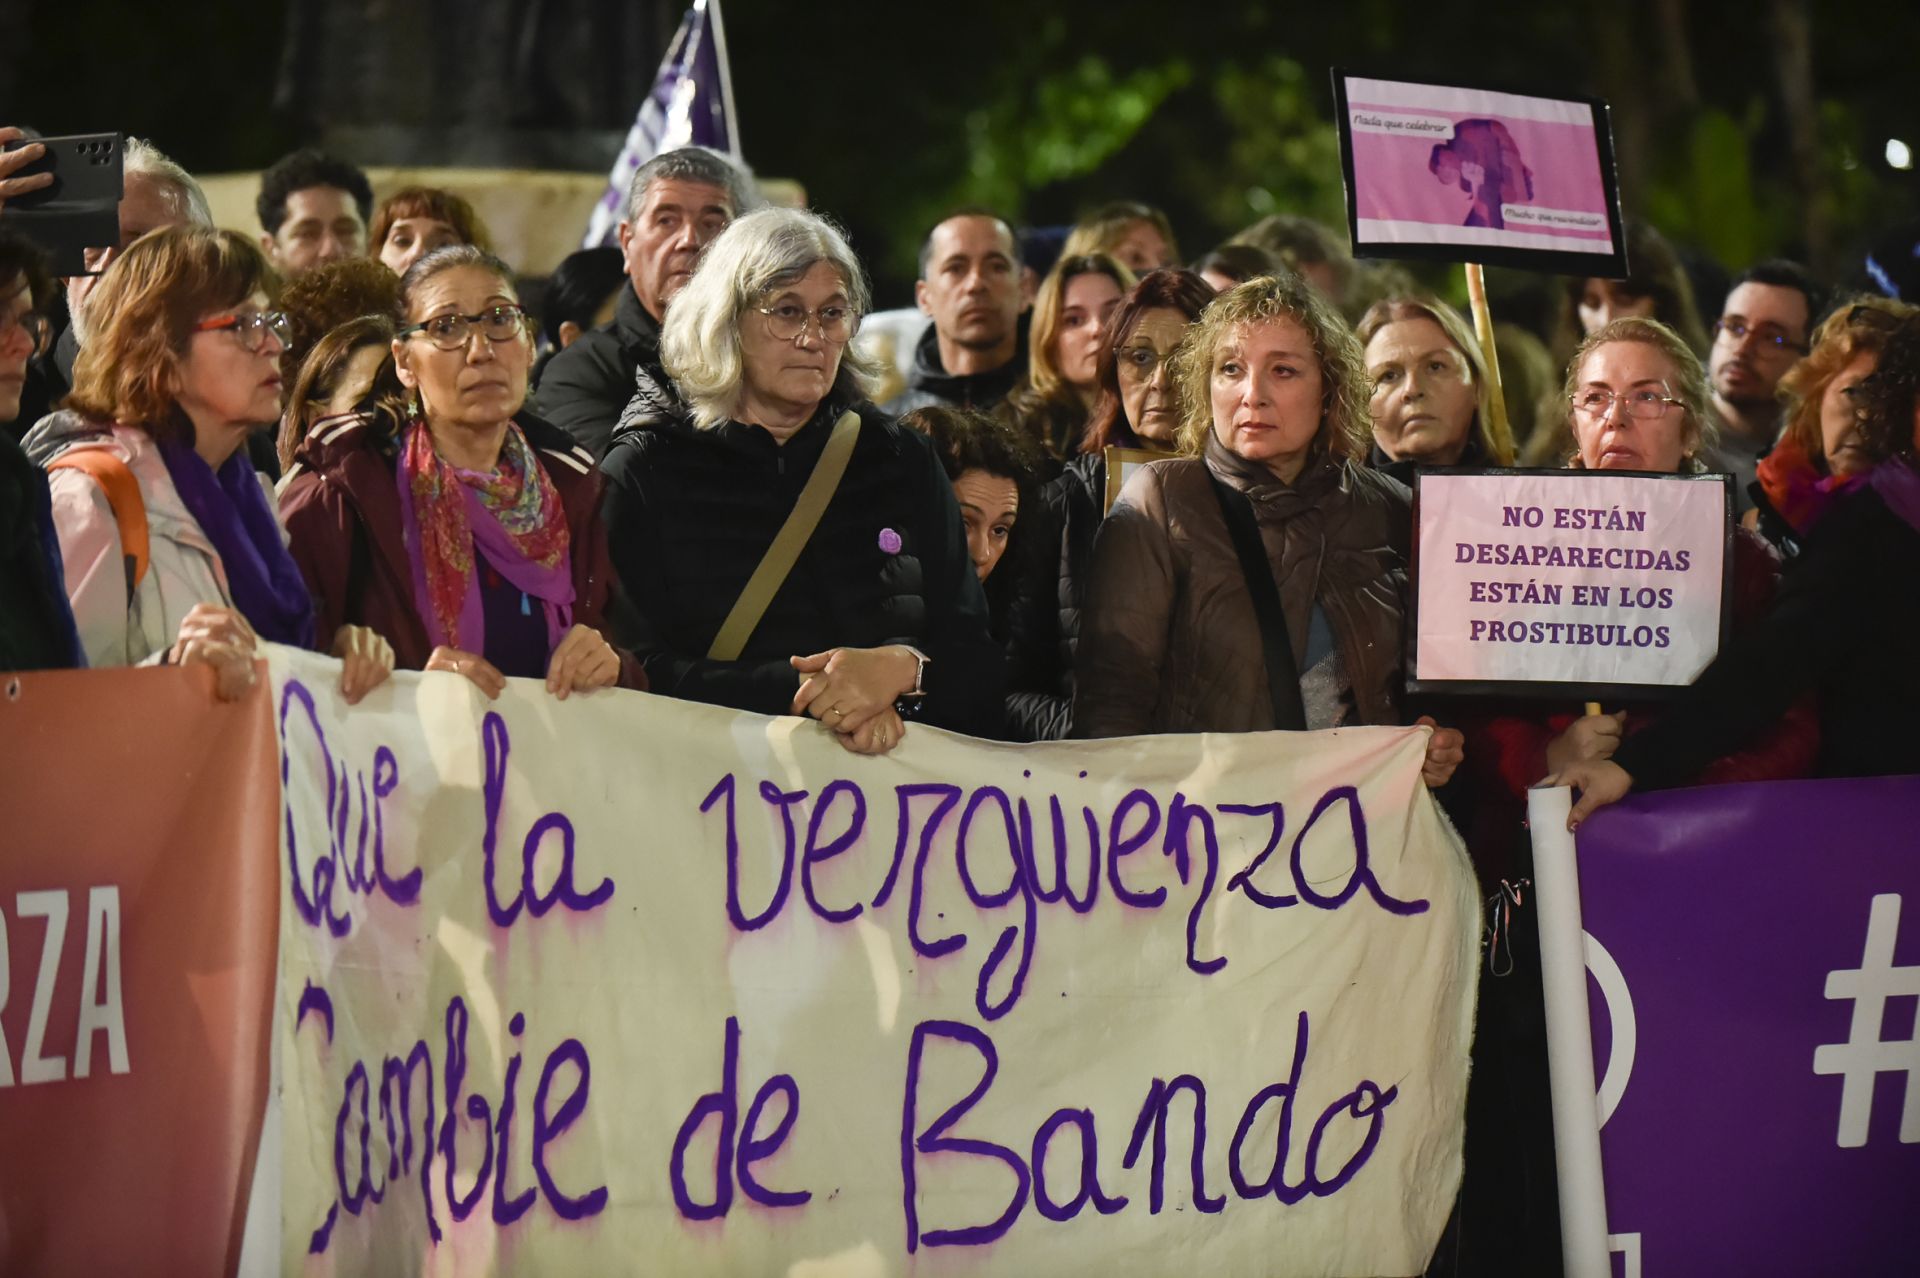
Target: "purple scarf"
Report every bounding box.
[157,439,316,649]
[394,449,575,658]
[1869,455,1920,535]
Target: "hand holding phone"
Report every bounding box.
[0,128,55,214]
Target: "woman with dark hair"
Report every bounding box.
[601,208,1001,753]
[0,230,83,670]
[999,252,1133,462]
[1552,309,1920,821]
[369,186,493,279]
[276,314,401,475]
[276,257,403,389]
[281,245,639,699]
[905,404,1059,740]
[1007,269,1216,739]
[29,226,390,699]
[1749,295,1916,555]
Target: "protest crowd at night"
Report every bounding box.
[1,7,1917,1276]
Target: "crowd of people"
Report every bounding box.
[2,128,1916,1274]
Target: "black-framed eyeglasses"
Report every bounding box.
[193,310,292,353]
[399,304,531,351]
[754,301,856,344]
[1570,385,1685,420]
[1713,317,1808,353]
[1,309,52,357]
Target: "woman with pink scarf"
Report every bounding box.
[281,245,642,699]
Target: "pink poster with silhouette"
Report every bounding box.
[1336,74,1624,273]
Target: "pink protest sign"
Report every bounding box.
[1333,72,1627,277]
[1410,471,1732,697]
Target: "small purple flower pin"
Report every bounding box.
[878,527,903,555]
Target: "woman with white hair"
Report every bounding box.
[601,207,1003,751]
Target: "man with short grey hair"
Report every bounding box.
[538,146,755,457]
[14,137,212,436]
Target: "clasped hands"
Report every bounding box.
[791,645,918,755]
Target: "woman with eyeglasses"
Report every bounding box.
[1013,268,1213,740]
[1551,308,1920,821]
[281,244,641,699]
[1748,296,1918,556]
[25,226,391,699]
[1465,317,1816,817]
[600,207,1002,753]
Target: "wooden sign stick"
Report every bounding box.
[1464,262,1516,466]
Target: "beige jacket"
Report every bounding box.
[1073,435,1412,737]
[44,425,240,668]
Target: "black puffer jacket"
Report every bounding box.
[534,286,664,460]
[600,397,1004,737]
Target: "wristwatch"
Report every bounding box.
[894,645,931,719]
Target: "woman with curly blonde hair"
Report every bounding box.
[1072,273,1464,784]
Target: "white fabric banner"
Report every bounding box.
[1414,471,1730,689]
[267,645,1479,1276]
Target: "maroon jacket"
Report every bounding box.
[279,411,645,689]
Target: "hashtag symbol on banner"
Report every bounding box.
[1811,894,1920,1148]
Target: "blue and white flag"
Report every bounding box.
[582,0,740,248]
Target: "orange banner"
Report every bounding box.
[0,664,278,1277]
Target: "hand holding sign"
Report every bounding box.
[1545,710,1627,775]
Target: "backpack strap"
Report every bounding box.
[47,448,150,598]
[1207,472,1307,731]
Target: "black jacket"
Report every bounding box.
[1365,431,1492,489]
[533,286,664,460]
[882,322,1026,418]
[1613,480,1920,785]
[0,432,83,670]
[600,398,1005,737]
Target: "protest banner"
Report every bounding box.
[1409,469,1733,699]
[1331,71,1627,277]
[266,644,1481,1275]
[1531,777,1920,1276]
[0,664,278,1277]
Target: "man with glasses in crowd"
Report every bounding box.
[539,146,755,459]
[1706,259,1823,512]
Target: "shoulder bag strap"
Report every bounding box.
[707,411,862,661]
[1207,472,1307,731]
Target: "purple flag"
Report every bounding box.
[582,0,739,248]
[1554,776,1920,1274]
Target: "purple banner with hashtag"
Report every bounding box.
[1571,775,1920,1276]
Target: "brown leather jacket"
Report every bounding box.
[1073,435,1411,736]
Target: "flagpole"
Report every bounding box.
[705,0,742,159]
